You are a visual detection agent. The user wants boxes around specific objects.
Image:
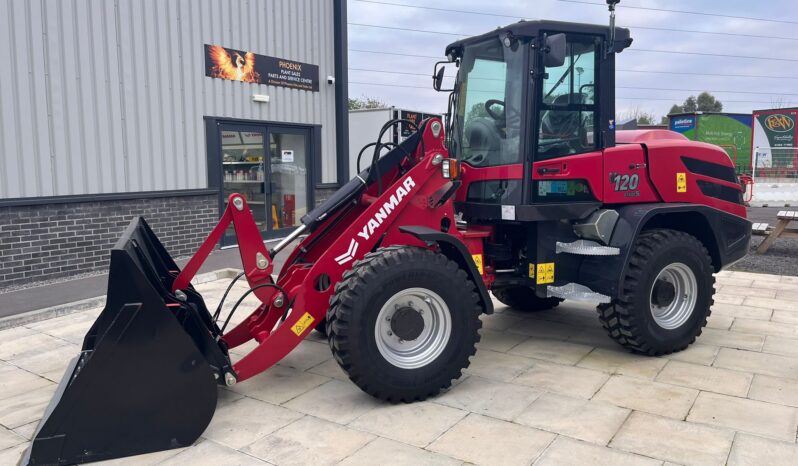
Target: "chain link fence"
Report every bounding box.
[753,147,798,180]
[749,147,798,206]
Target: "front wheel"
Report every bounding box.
[597,229,715,355]
[327,246,482,402]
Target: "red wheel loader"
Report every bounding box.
[23,5,750,465]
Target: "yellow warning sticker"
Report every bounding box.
[536,262,555,285]
[528,263,536,279]
[472,254,484,275]
[291,312,315,336]
[676,172,687,193]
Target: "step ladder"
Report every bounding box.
[555,239,619,256]
[546,283,611,304]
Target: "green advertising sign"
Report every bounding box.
[696,114,752,172]
[669,113,753,173]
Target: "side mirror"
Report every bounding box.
[543,33,566,68]
[433,66,445,91]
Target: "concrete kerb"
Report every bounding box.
[0,268,242,331]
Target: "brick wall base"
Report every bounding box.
[0,194,218,288]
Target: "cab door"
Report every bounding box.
[530,33,604,205]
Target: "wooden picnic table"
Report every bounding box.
[754,210,798,254]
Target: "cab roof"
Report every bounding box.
[445,20,632,57]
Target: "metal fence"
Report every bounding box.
[753,147,798,180]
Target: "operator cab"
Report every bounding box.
[438,20,632,220]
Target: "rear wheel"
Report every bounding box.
[492,287,562,312]
[327,246,482,402]
[597,229,714,355]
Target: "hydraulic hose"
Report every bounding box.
[220,283,291,334]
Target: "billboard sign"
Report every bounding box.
[205,44,320,91]
[696,114,752,171]
[752,108,798,170]
[395,110,441,138]
[669,113,753,172]
[669,115,696,139]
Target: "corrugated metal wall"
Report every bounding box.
[0,0,338,199]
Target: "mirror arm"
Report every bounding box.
[606,0,621,55]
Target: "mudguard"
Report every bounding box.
[399,225,494,314]
[578,203,751,298]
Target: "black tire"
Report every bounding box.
[314,319,327,337]
[597,229,715,355]
[492,287,562,312]
[327,246,482,402]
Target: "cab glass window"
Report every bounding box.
[452,38,525,167]
[537,36,599,160]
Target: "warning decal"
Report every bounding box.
[291,312,316,336]
[536,263,555,285]
[472,254,484,275]
[676,172,687,193]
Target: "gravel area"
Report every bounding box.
[728,207,798,277]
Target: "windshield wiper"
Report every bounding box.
[545,53,583,100]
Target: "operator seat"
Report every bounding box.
[541,93,584,138]
[464,117,502,165]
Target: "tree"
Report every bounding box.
[683,96,698,113]
[769,97,790,109]
[466,102,489,121]
[618,106,658,126]
[668,104,683,115]
[348,96,387,110]
[696,92,722,112]
[637,113,653,125]
[667,92,723,115]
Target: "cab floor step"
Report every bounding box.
[555,239,620,256]
[547,283,611,303]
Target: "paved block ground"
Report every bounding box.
[2,270,798,465]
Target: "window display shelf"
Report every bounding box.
[223,161,262,165]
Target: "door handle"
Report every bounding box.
[537,167,561,175]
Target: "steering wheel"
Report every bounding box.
[484,99,506,122]
[464,152,487,166]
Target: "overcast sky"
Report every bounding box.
[347,0,798,121]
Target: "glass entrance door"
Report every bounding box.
[220,125,268,242]
[266,128,309,231]
[218,123,311,245]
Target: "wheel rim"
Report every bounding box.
[649,262,698,330]
[375,287,452,369]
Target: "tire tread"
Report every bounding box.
[596,229,715,356]
[327,246,482,402]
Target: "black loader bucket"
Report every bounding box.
[22,218,233,465]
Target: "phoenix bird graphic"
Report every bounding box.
[209,45,260,83]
